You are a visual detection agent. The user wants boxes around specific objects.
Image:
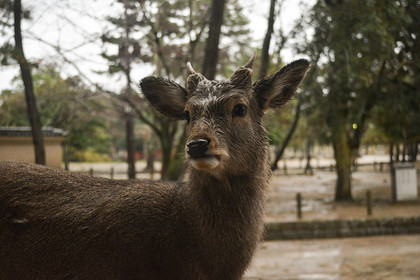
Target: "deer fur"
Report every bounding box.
[0,55,309,279]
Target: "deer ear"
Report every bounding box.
[140,76,188,120]
[254,59,309,110]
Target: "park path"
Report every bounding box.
[245,162,420,279]
[245,234,420,280]
[266,168,420,222]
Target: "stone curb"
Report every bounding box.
[264,216,420,240]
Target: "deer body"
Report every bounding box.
[0,161,264,279]
[0,56,308,279]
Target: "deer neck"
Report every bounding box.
[186,153,270,223]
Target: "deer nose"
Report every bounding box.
[187,138,210,158]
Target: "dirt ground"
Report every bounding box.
[246,163,420,279]
[266,167,420,223]
[245,234,420,280]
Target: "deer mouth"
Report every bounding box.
[189,155,221,170]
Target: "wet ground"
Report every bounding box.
[246,160,420,279]
[245,234,420,280]
[266,167,420,222]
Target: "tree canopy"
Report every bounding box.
[294,0,420,200]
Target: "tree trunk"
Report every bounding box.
[271,98,302,170]
[13,0,46,165]
[123,0,136,179]
[304,138,313,175]
[160,138,172,181]
[259,0,277,79]
[144,142,156,173]
[158,124,185,181]
[402,142,407,162]
[389,143,394,163]
[407,142,413,162]
[201,0,226,79]
[126,113,136,179]
[166,152,185,181]
[333,125,352,201]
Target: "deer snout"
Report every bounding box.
[185,135,229,170]
[186,138,210,158]
[186,137,222,171]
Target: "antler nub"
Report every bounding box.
[187,62,196,74]
[244,50,257,69]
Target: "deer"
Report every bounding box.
[0,54,309,280]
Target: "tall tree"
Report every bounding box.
[102,0,143,178]
[295,0,406,200]
[201,0,226,79]
[13,0,45,165]
[260,0,302,169]
[259,0,277,79]
[371,0,420,162]
[122,0,136,179]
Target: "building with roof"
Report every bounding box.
[0,126,67,168]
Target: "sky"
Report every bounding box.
[0,0,314,93]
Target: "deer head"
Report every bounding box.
[140,55,309,177]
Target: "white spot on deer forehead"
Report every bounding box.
[188,80,247,109]
[196,80,232,96]
[194,95,218,107]
[189,81,224,106]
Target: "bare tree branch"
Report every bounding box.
[138,3,172,78]
[13,0,46,165]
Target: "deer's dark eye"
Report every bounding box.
[184,110,191,123]
[233,104,247,117]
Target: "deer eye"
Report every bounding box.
[184,110,191,123]
[233,104,247,117]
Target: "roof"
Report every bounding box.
[0,126,67,137]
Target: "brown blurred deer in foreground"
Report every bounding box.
[0,54,309,279]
